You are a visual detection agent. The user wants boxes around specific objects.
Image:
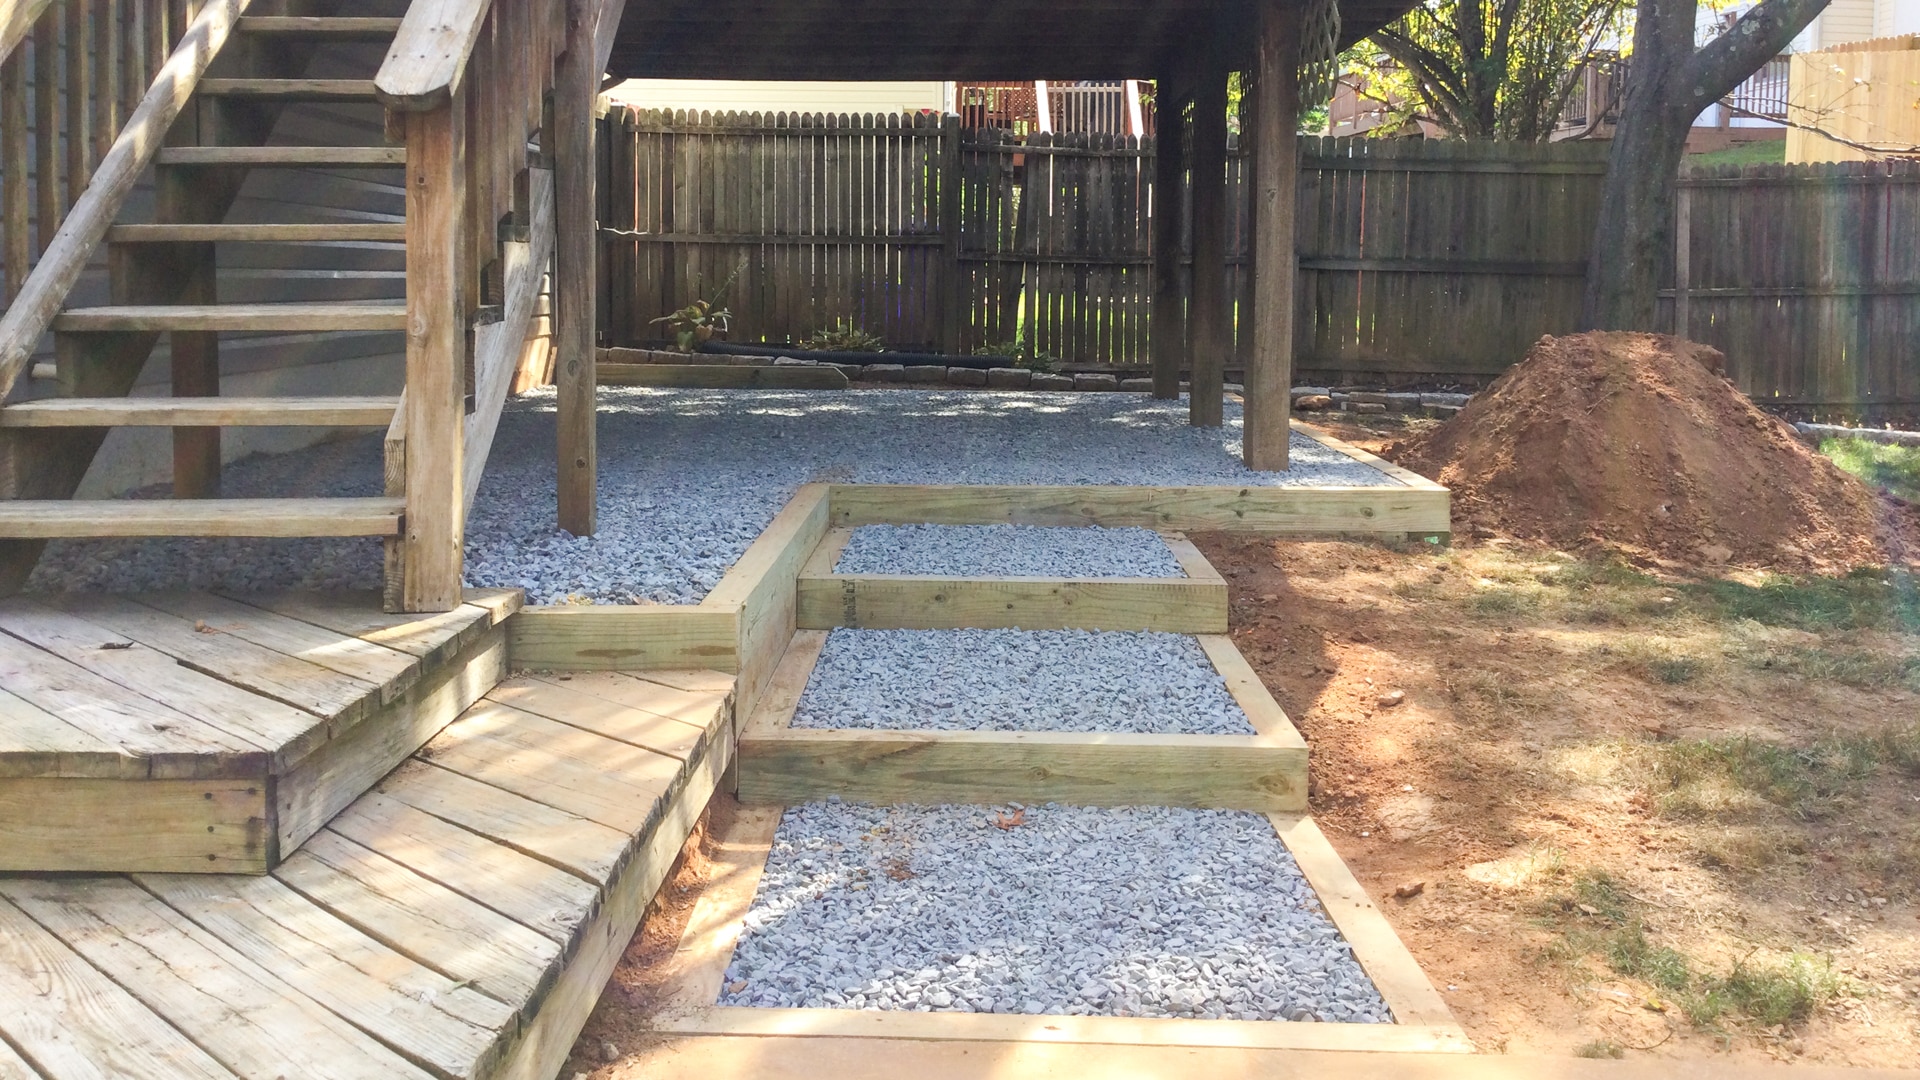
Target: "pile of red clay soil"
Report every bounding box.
[1395,331,1891,572]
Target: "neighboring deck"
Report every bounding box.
[0,668,736,1080]
[0,589,520,873]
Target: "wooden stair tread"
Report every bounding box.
[235,16,403,37]
[108,223,406,243]
[155,146,405,167]
[198,79,379,100]
[54,304,407,332]
[0,499,405,539]
[0,397,401,428]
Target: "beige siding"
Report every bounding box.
[607,80,949,116]
[1818,0,1880,46]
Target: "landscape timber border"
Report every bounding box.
[646,805,1472,1054]
[733,629,1309,811]
[796,527,1229,632]
[507,423,1447,717]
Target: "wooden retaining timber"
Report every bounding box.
[650,805,1469,1053]
[735,629,1309,811]
[797,528,1229,632]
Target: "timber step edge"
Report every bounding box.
[0,498,405,539]
[154,146,406,167]
[235,16,404,37]
[0,397,401,428]
[109,223,407,243]
[53,303,408,332]
[197,79,380,100]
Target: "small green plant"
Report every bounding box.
[1821,437,1920,503]
[651,262,743,352]
[802,320,885,352]
[975,333,1058,373]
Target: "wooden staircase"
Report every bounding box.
[0,0,576,611]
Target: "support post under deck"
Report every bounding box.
[554,0,599,537]
[1150,75,1190,402]
[1246,0,1302,470]
[1188,63,1228,429]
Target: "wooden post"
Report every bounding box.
[938,113,963,354]
[1245,0,1301,471]
[401,100,468,612]
[554,0,598,537]
[1150,76,1189,401]
[1034,80,1052,134]
[1189,65,1228,428]
[1673,183,1691,340]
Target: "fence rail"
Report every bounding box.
[600,110,1920,409]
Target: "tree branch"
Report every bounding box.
[1721,101,1920,155]
[1683,0,1828,106]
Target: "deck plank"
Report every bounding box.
[418,701,685,833]
[525,670,729,730]
[624,668,741,694]
[0,626,264,779]
[327,791,600,944]
[373,759,631,884]
[137,873,512,1080]
[0,1036,35,1079]
[45,595,380,724]
[485,676,708,760]
[274,830,561,1008]
[0,897,238,1079]
[0,685,137,779]
[230,589,518,664]
[0,878,432,1080]
[134,592,417,702]
[0,600,319,766]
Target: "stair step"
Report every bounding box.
[198,79,380,100]
[235,16,403,38]
[54,303,407,332]
[0,498,404,539]
[109,223,406,243]
[0,397,400,428]
[155,146,405,167]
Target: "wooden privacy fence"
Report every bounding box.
[597,110,1919,408]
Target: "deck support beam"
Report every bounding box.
[1246,0,1302,470]
[1150,73,1190,401]
[1188,60,1229,429]
[554,0,599,537]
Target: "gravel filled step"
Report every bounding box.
[834,524,1185,578]
[718,802,1392,1023]
[792,629,1254,736]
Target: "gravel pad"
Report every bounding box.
[835,524,1185,578]
[719,802,1393,1023]
[791,629,1254,735]
[29,390,1394,602]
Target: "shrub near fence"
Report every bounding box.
[598,108,1920,411]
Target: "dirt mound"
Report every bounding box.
[1396,331,1889,571]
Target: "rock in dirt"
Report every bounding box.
[1295,394,1334,411]
[1377,689,1406,708]
[1393,332,1890,572]
[1394,881,1427,899]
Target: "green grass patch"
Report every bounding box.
[1681,569,1920,633]
[1634,725,1920,820]
[1821,437,1920,502]
[1686,140,1787,167]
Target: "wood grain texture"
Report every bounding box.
[374,0,493,111]
[153,145,407,166]
[0,396,401,427]
[0,498,404,537]
[373,757,632,885]
[706,483,830,721]
[0,777,268,873]
[796,574,1228,632]
[827,483,1451,537]
[507,605,740,671]
[52,303,408,331]
[107,223,408,242]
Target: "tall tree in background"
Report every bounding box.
[1582,0,1829,329]
[1362,0,1628,140]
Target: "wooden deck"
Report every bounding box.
[0,668,736,1080]
[0,590,520,873]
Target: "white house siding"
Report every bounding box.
[1876,0,1920,37]
[606,80,952,116]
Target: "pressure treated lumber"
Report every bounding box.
[53,303,409,332]
[108,222,408,243]
[0,396,400,427]
[1244,0,1301,470]
[0,778,270,873]
[507,605,741,672]
[374,0,495,111]
[197,78,379,99]
[0,498,403,538]
[554,0,600,537]
[0,0,247,404]
[597,363,851,389]
[154,145,407,166]
[237,16,404,37]
[1188,62,1228,428]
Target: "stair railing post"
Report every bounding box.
[401,95,469,613]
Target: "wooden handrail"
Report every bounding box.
[0,0,56,66]
[374,0,492,112]
[0,0,248,403]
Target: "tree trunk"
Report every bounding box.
[1582,0,1832,330]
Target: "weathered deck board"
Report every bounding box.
[371,759,632,884]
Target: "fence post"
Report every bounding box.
[939,113,963,354]
[1674,182,1691,340]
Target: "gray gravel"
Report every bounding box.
[792,629,1254,735]
[719,802,1392,1023]
[836,524,1184,578]
[28,389,1397,603]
